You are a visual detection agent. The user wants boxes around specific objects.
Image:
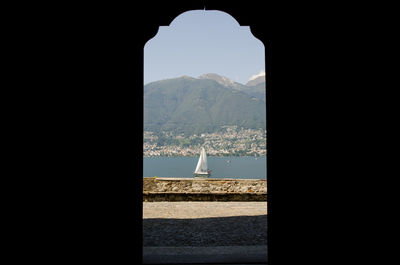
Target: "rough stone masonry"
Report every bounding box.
[143,177,267,201]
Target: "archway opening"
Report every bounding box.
[142,9,267,264]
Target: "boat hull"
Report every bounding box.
[194,173,210,178]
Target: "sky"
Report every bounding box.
[144,10,265,85]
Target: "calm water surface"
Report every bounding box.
[143,156,266,179]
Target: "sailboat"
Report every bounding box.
[194,147,211,178]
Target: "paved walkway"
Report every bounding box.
[143,202,267,247]
[143,201,268,219]
[143,245,268,264]
[143,202,268,263]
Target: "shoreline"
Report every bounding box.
[143,175,267,180]
[144,177,265,180]
[144,155,267,158]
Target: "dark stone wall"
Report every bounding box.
[29,1,363,264]
[32,2,273,264]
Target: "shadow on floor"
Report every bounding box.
[143,215,267,247]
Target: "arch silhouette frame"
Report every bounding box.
[136,3,272,264]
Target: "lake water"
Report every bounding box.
[143,156,266,179]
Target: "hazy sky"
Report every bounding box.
[144,10,265,85]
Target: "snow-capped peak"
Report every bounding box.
[248,70,265,82]
[198,73,235,87]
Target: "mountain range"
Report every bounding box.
[198,73,266,100]
[144,73,266,135]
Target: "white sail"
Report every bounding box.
[194,147,208,174]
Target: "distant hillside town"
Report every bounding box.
[144,126,266,157]
[144,73,267,156]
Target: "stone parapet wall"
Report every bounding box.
[143,192,267,202]
[143,178,267,201]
